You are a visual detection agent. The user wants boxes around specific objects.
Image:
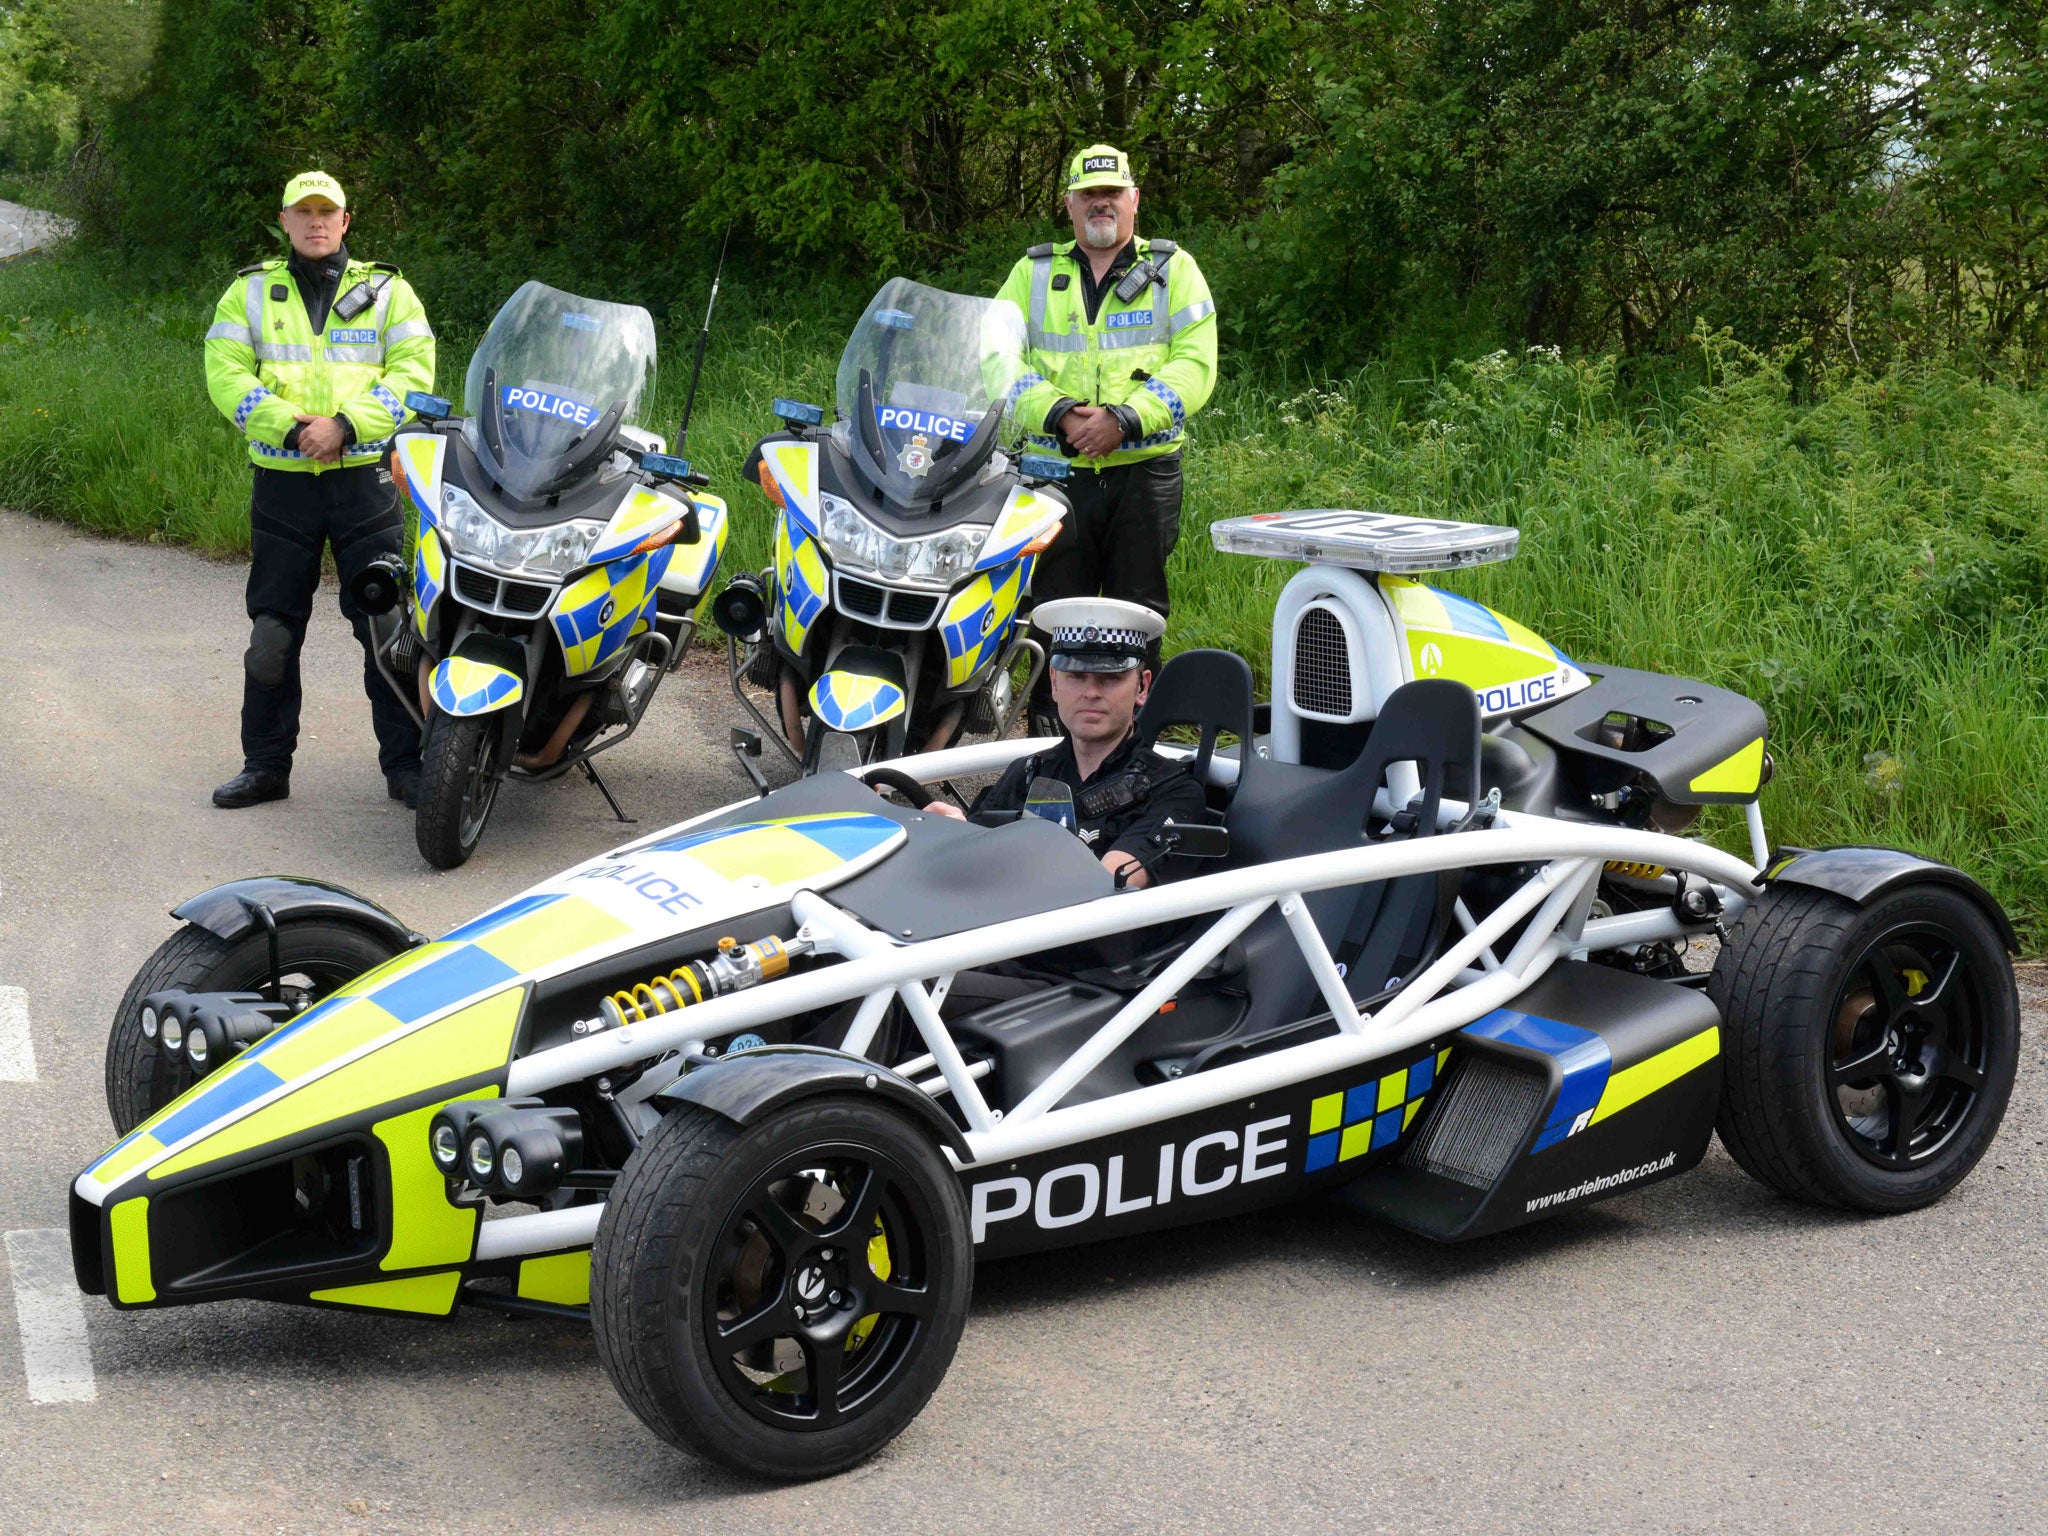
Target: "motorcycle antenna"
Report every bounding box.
[675,223,733,455]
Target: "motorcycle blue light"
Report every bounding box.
[772,398,825,427]
[406,392,452,421]
[640,452,692,480]
[1020,454,1070,481]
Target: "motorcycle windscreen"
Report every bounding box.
[463,282,656,500]
[836,278,1026,509]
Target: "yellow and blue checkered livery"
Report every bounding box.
[1303,1049,1452,1170]
[551,547,672,675]
[810,670,907,732]
[774,512,830,655]
[939,557,1030,687]
[429,656,524,716]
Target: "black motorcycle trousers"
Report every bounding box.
[240,464,421,780]
[1027,453,1182,708]
[1029,452,1182,620]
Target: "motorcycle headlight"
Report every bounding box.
[440,485,605,578]
[816,494,989,589]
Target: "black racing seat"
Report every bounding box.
[1135,648,1258,808]
[1219,679,1483,1043]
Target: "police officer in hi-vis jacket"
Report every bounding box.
[203,171,436,809]
[994,144,1218,721]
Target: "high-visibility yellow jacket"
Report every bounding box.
[994,235,1217,469]
[204,256,435,473]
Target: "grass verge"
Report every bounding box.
[6,248,2047,943]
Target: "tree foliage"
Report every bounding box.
[14,0,2048,372]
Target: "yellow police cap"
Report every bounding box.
[1066,144,1135,192]
[281,171,347,210]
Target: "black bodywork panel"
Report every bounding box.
[1764,845,2018,952]
[690,770,1116,942]
[660,1044,972,1160]
[171,876,427,952]
[1521,663,1767,805]
[1344,960,1723,1240]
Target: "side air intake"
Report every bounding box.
[1402,1054,1546,1189]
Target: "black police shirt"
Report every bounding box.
[969,730,1209,875]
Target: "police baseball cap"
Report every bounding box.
[1066,144,1136,193]
[1034,597,1164,673]
[282,171,346,210]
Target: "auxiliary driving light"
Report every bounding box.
[186,1028,210,1070]
[140,1005,158,1040]
[430,1120,461,1171]
[437,1102,585,1198]
[465,1132,495,1184]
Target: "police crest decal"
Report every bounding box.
[898,432,933,478]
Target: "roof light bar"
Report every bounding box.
[1211,509,1519,574]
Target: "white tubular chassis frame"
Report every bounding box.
[481,736,1765,1261]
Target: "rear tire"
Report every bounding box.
[1710,881,2018,1212]
[417,710,501,869]
[591,1096,972,1479]
[106,918,404,1135]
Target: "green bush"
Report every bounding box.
[6,247,2048,943]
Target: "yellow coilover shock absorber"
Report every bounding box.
[575,933,814,1035]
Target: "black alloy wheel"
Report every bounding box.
[591,1097,971,1479]
[1825,923,1992,1169]
[105,919,406,1135]
[1711,881,2018,1212]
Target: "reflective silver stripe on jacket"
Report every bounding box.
[206,321,253,344]
[383,317,432,344]
[1099,316,1166,350]
[253,343,313,362]
[1169,299,1216,334]
[244,272,267,338]
[323,344,383,364]
[1026,252,1089,354]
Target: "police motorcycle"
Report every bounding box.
[712,279,1070,780]
[352,281,729,868]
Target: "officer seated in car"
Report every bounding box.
[924,597,1206,889]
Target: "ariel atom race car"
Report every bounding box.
[76,510,2019,1480]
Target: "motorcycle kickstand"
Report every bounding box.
[582,761,635,823]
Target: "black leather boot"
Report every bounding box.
[212,768,290,809]
[387,770,421,809]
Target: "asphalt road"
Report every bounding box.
[1,507,2044,1534]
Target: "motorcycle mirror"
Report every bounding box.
[711,577,768,639]
[405,391,452,422]
[1019,453,1070,481]
[348,554,409,616]
[772,397,825,428]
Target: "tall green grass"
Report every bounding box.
[6,251,2048,943]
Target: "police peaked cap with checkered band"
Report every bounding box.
[1032,597,1165,673]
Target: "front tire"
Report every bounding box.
[591,1097,972,1479]
[106,918,405,1135]
[416,710,502,869]
[1710,881,2019,1212]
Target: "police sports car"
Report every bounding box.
[77,510,2019,1479]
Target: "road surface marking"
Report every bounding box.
[0,987,33,1081]
[5,1229,96,1402]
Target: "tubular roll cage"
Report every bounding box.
[474,736,1765,1263]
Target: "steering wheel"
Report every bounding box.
[859,767,933,810]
